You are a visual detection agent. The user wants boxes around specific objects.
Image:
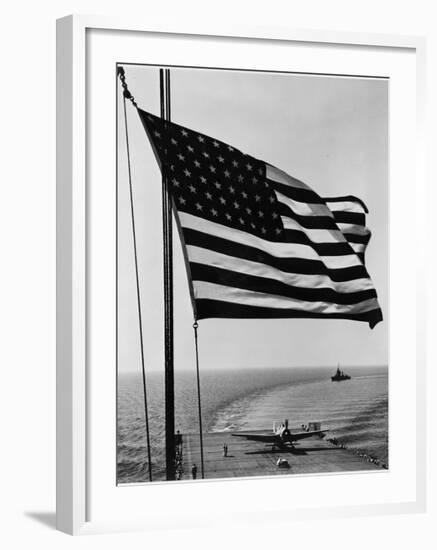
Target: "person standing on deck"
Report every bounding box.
[191,463,197,480]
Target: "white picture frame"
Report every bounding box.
[56,14,427,535]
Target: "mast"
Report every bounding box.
[160,68,176,481]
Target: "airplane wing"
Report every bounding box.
[290,430,325,441]
[231,433,276,443]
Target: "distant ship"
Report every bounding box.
[331,365,351,382]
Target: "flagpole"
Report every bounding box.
[160,68,176,481]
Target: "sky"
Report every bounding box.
[117,65,388,373]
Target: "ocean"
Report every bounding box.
[117,366,388,483]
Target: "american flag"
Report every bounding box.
[138,108,383,329]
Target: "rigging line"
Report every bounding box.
[193,321,205,479]
[122,92,153,482]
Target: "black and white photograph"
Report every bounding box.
[116,64,388,484]
[1,0,433,544]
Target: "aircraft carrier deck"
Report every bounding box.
[179,430,385,480]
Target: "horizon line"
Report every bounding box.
[118,364,388,374]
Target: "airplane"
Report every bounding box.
[231,419,326,450]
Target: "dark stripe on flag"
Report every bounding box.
[195,299,383,328]
[282,229,355,256]
[324,195,369,213]
[331,211,366,226]
[183,228,370,282]
[277,203,339,230]
[189,263,377,305]
[343,232,371,245]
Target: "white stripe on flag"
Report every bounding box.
[337,223,370,237]
[194,281,380,314]
[350,243,366,255]
[325,200,366,214]
[266,164,311,191]
[280,217,347,244]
